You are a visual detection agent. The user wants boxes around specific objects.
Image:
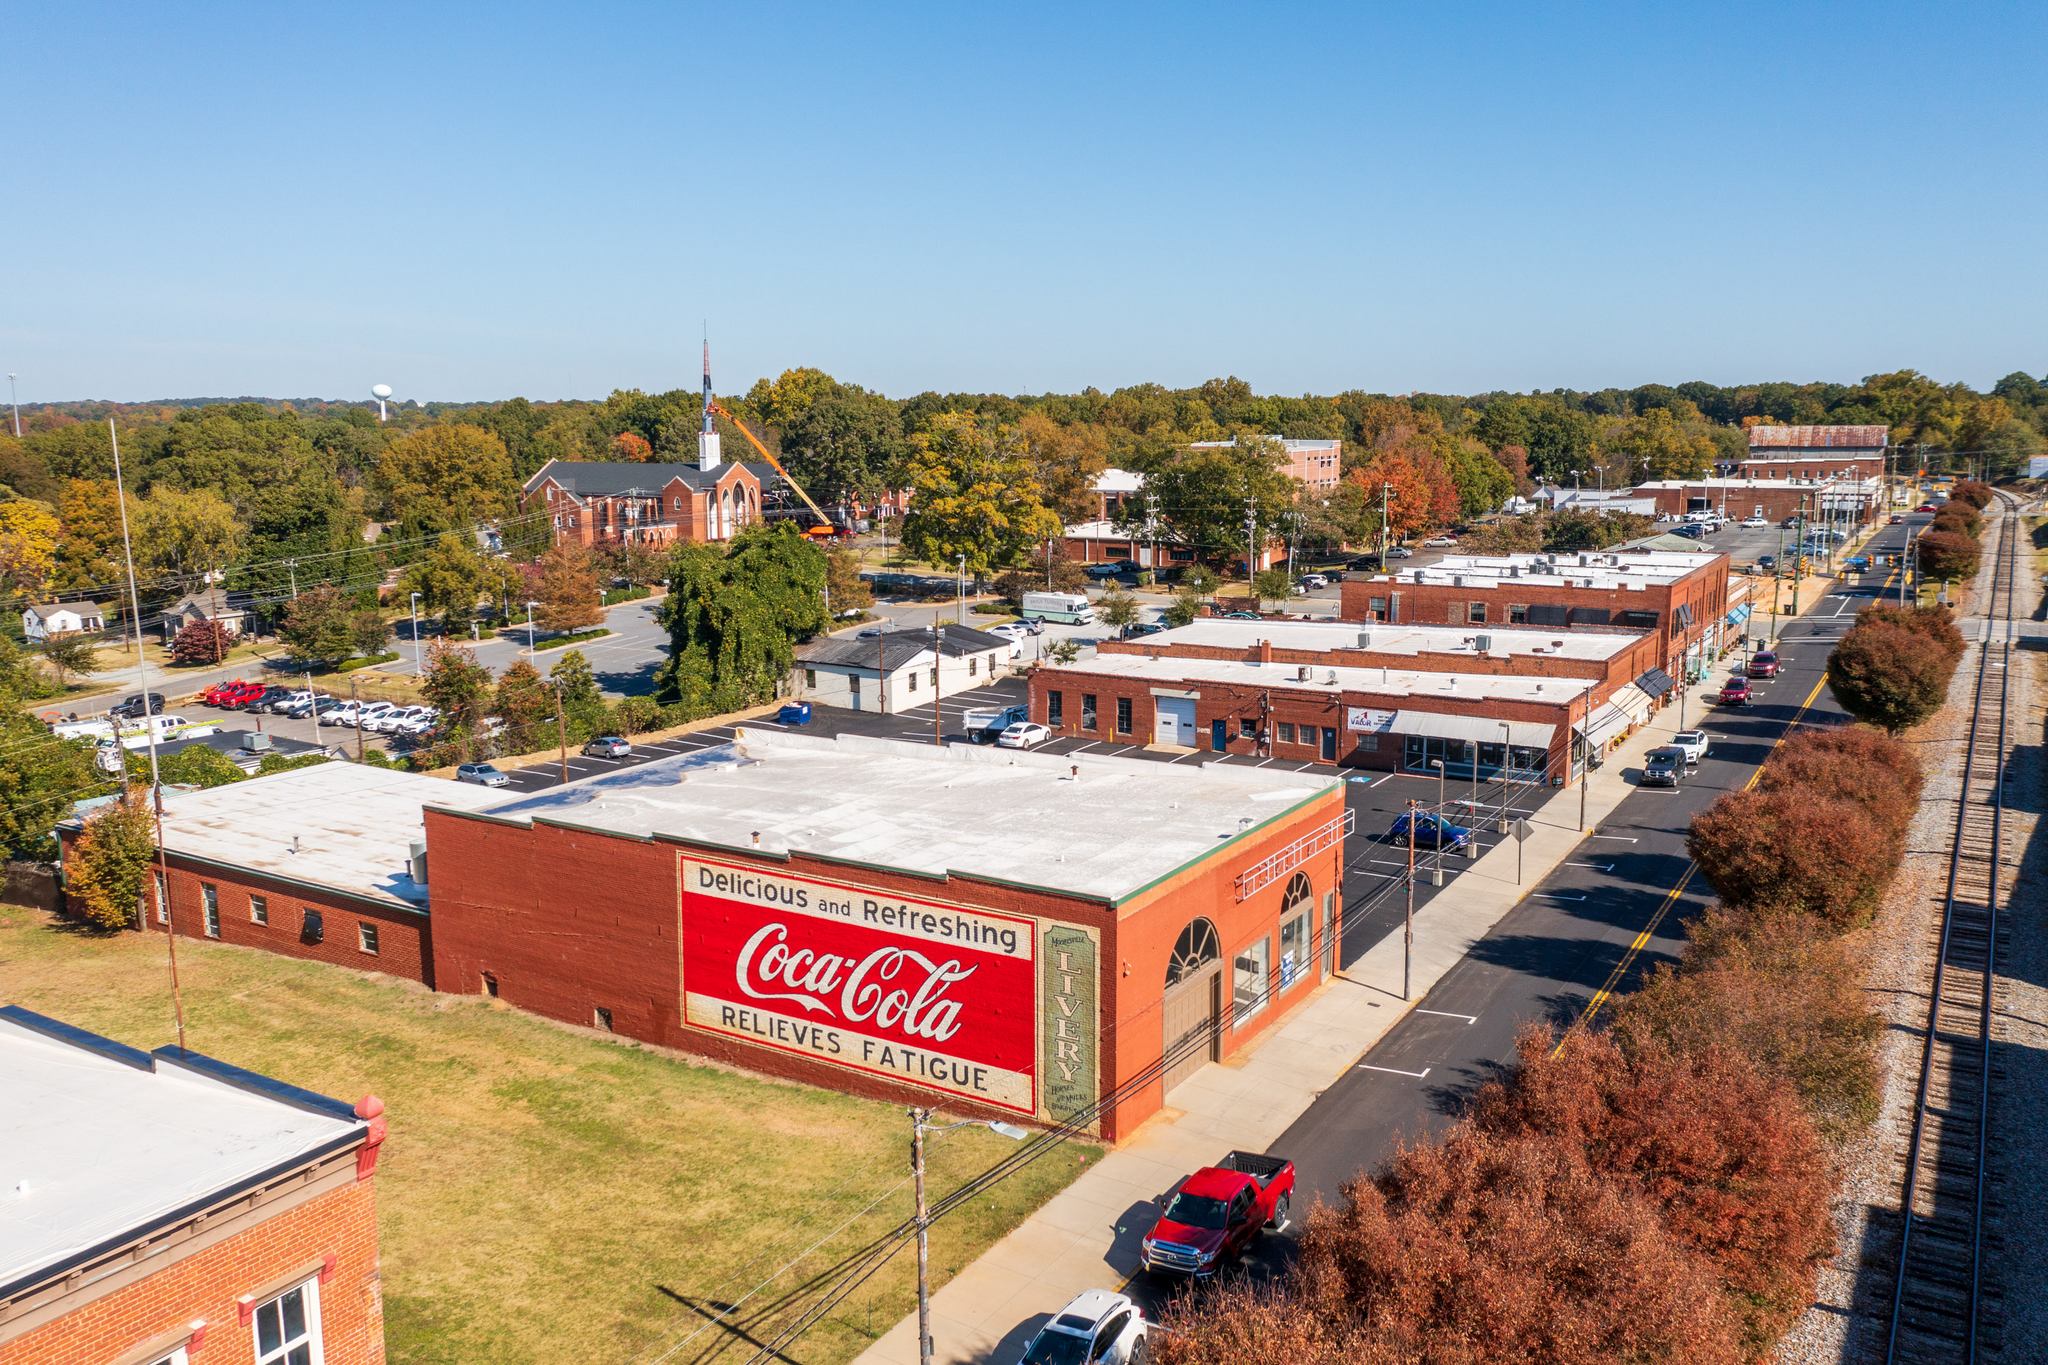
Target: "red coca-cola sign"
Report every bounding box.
[680,856,1039,1113]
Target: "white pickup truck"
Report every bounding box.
[1669,730,1709,765]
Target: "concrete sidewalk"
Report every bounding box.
[854,695,1699,1365]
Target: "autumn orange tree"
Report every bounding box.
[67,800,158,930]
[534,541,604,632]
[1826,621,1955,735]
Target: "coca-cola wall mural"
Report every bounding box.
[680,856,1099,1122]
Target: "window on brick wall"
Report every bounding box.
[1239,717,1256,739]
[1509,604,1529,624]
[1469,602,1487,623]
[201,884,219,937]
[1116,696,1132,733]
[1278,722,1296,744]
[1047,691,1063,727]
[358,922,379,955]
[250,894,268,925]
[1081,694,1097,730]
[302,909,324,944]
[804,669,816,689]
[253,1279,321,1365]
[154,872,168,925]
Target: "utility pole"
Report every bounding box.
[351,676,365,762]
[7,374,17,438]
[1245,498,1258,587]
[1403,799,1416,1001]
[554,680,569,783]
[284,558,299,599]
[912,1108,933,1365]
[1577,685,1589,832]
[1378,483,1393,567]
[1790,493,1807,618]
[931,624,943,747]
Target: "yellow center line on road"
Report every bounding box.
[1553,670,1830,1053]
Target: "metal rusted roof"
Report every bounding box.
[1746,425,1888,449]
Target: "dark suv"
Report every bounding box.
[108,693,167,721]
[1641,747,1687,788]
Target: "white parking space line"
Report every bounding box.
[1358,1063,1432,1078]
[1415,1009,1478,1023]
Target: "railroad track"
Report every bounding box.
[1879,490,2022,1363]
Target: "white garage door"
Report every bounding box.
[1154,697,1197,746]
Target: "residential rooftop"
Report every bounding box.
[1045,651,1596,708]
[1364,548,1725,591]
[60,761,507,911]
[1129,617,1644,662]
[467,731,1341,905]
[0,1007,365,1295]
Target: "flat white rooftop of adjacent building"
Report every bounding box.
[0,1011,362,1288]
[1135,617,1640,661]
[1365,548,1723,591]
[472,731,1341,905]
[114,761,507,909]
[1050,651,1594,707]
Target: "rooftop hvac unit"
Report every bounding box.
[1453,575,1464,587]
[1474,635,1493,652]
[239,731,272,752]
[1297,665,1311,681]
[1578,554,1589,566]
[409,839,428,887]
[1356,631,1371,648]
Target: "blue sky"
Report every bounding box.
[6,2,2042,403]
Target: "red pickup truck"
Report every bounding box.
[1139,1151,1294,1278]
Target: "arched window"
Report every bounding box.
[1282,872,1313,920]
[1165,917,1220,989]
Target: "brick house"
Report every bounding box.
[421,730,1348,1142]
[57,763,506,988]
[0,1006,387,1365]
[521,458,776,549]
[1339,549,1732,682]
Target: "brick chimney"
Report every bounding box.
[1258,638,1274,665]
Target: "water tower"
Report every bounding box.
[372,383,393,422]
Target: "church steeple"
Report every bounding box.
[698,332,722,472]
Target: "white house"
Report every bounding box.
[792,625,1012,713]
[161,594,247,641]
[22,601,108,642]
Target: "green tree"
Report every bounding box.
[654,526,828,715]
[281,584,355,661]
[419,638,495,762]
[826,548,873,614]
[375,423,515,533]
[1096,585,1141,637]
[38,632,102,685]
[777,392,905,510]
[129,745,246,790]
[898,413,1066,579]
[1162,589,1203,628]
[535,541,604,632]
[1445,445,1516,518]
[350,609,393,658]
[1046,638,1081,664]
[1544,508,1654,552]
[1180,563,1221,600]
[1606,408,1713,482]
[401,532,491,628]
[493,660,556,753]
[1252,567,1293,611]
[137,486,242,610]
[548,649,609,737]
[256,752,334,776]
[1142,436,1296,570]
[52,479,127,592]
[66,800,158,929]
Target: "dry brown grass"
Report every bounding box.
[0,905,1095,1365]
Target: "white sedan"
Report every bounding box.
[988,621,1043,641]
[1386,545,1415,558]
[1422,535,1459,547]
[997,721,1051,749]
[1741,515,1768,528]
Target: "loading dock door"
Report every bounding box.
[1154,697,1197,746]
[1162,966,1221,1096]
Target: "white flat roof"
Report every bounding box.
[1366,548,1722,591]
[1137,617,1640,662]
[1050,651,1593,708]
[1091,467,1146,493]
[469,732,1340,905]
[103,762,508,910]
[0,1010,363,1291]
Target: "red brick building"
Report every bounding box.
[422,730,1348,1141]
[1632,477,1883,526]
[58,763,507,988]
[1340,549,1732,681]
[0,1007,387,1365]
[1739,424,1888,479]
[521,458,775,549]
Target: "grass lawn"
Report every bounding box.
[0,906,1099,1365]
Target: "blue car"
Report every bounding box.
[1388,812,1474,849]
[1844,555,1870,571]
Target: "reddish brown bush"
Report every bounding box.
[169,618,234,665]
[1687,787,1897,927]
[1915,529,1981,581]
[1827,622,1955,735]
[1284,1126,1743,1365]
[1951,479,1994,509]
[1154,1282,1358,1365]
[1759,724,1922,841]
[1930,503,1981,539]
[1614,906,1883,1137]
[1470,1029,1835,1355]
[1853,602,1965,661]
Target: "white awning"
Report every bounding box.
[1574,704,1633,747]
[1392,710,1556,749]
[1604,683,1652,723]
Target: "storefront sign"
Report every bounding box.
[1347,707,1396,732]
[679,857,1040,1114]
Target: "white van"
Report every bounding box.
[1021,592,1095,625]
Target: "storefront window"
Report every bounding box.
[1233,935,1271,1025]
[1403,734,1547,778]
[1278,722,1295,744]
[1279,874,1312,991]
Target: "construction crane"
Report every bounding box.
[707,400,841,539]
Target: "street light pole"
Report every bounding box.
[956,554,966,625]
[525,601,539,656]
[1403,798,1416,1001]
[1428,758,1445,886]
[409,592,423,675]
